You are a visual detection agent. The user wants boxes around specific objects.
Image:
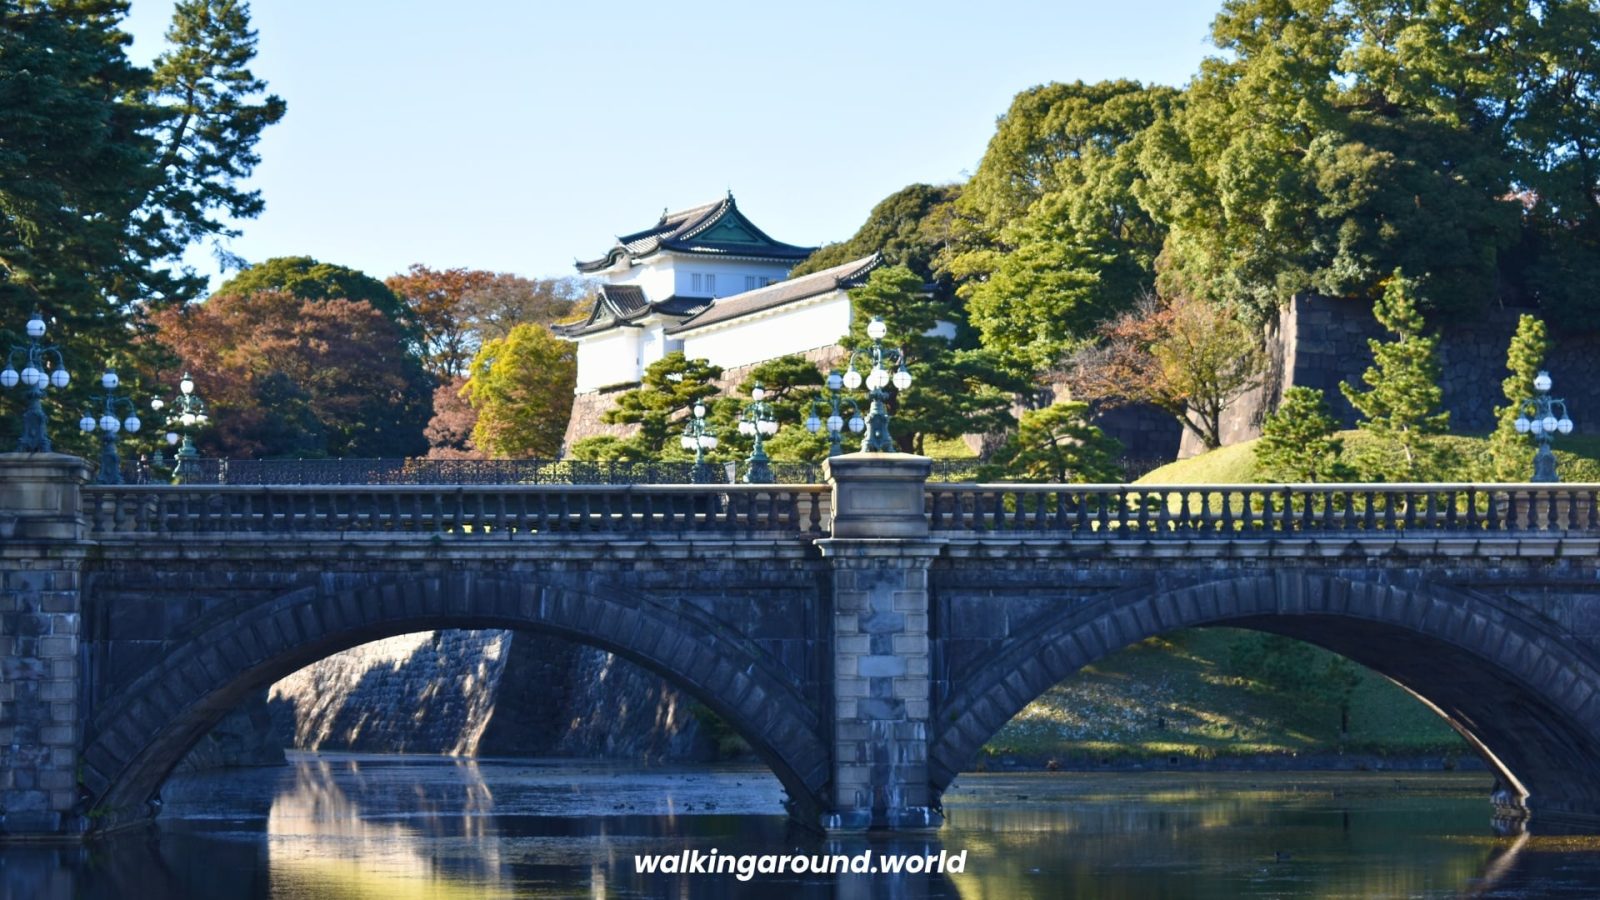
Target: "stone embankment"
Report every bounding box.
[182,630,716,768]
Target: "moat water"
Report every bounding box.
[6,753,1600,898]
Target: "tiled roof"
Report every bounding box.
[552,285,711,338]
[575,194,816,273]
[666,253,881,335]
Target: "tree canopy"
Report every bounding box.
[149,290,430,459]
[216,256,410,327]
[461,324,575,458]
[0,0,284,449]
[1138,0,1600,324]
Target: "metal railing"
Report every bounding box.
[925,483,1600,535]
[83,484,830,537]
[116,457,826,486]
[114,455,1169,486]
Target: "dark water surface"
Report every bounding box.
[6,752,1600,898]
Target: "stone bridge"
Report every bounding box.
[4,452,1600,838]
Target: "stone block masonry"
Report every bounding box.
[0,454,90,835]
[12,451,1600,839]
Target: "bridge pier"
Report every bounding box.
[817,454,944,832]
[0,454,90,837]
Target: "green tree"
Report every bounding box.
[791,183,959,288]
[979,399,1123,483]
[1339,271,1451,481]
[216,256,411,329]
[567,434,646,464]
[844,265,1024,454]
[1137,1,1600,323]
[1256,387,1350,483]
[462,324,576,458]
[948,81,1177,369]
[1487,314,1552,482]
[600,352,723,458]
[0,0,283,449]
[713,355,828,463]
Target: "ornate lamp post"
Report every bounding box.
[736,381,779,484]
[1514,370,1574,483]
[1,312,72,452]
[842,317,912,453]
[78,370,142,484]
[679,400,719,483]
[805,369,866,458]
[154,372,209,483]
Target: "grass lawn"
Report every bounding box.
[974,429,1600,766]
[982,628,1465,763]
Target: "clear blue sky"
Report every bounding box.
[121,1,1220,289]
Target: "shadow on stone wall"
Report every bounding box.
[181,629,719,771]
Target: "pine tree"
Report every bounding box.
[1487,314,1551,482]
[1339,271,1451,481]
[599,352,722,458]
[980,400,1123,483]
[1256,387,1349,483]
[844,265,1025,454]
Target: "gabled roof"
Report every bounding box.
[552,284,711,338]
[575,194,817,273]
[667,253,882,335]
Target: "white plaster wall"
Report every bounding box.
[680,292,851,369]
[671,257,794,298]
[575,328,643,392]
[604,258,676,302]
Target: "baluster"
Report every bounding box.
[1487,487,1502,531]
[1219,489,1234,535]
[810,488,823,534]
[1589,489,1599,530]
[1115,489,1129,537]
[1548,488,1561,532]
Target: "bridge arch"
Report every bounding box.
[931,571,1600,830]
[79,573,829,832]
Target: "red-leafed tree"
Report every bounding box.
[386,265,589,379]
[149,290,431,458]
[424,375,481,459]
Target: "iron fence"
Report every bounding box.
[117,454,1172,486]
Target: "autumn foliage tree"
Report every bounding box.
[423,375,479,459]
[149,291,431,458]
[461,324,576,458]
[386,265,589,378]
[1066,293,1265,451]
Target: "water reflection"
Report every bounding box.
[6,757,1600,898]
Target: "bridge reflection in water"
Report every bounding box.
[7,451,1600,839]
[6,756,1600,898]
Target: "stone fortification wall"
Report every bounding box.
[1179,295,1600,458]
[255,630,715,762]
